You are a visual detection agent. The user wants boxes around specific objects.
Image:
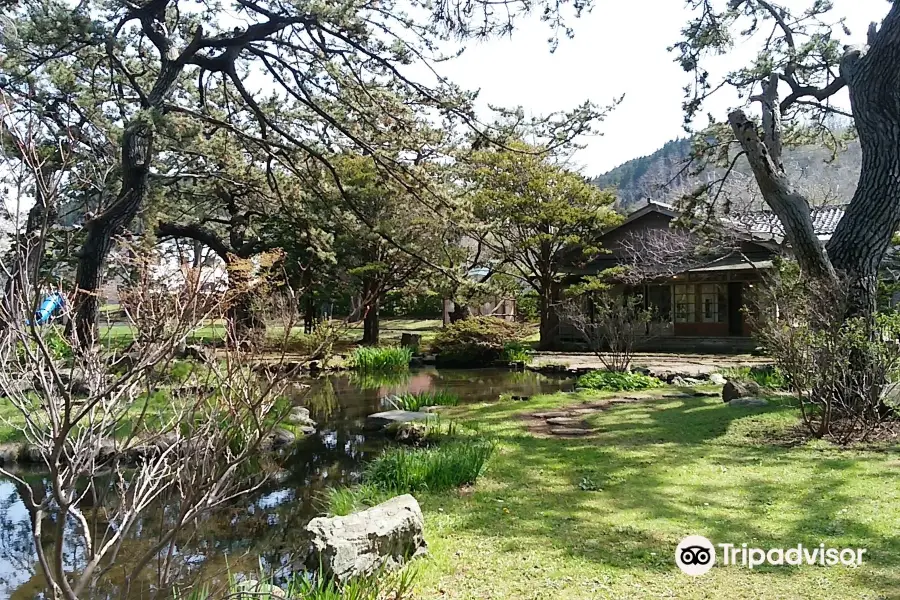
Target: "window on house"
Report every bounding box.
[674,284,695,323]
[700,284,726,323]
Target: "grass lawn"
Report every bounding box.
[99,318,541,352]
[412,390,900,599]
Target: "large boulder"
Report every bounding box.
[722,380,760,403]
[708,373,727,386]
[302,494,427,581]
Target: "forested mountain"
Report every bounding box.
[593,137,862,213]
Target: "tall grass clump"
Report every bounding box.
[290,567,417,600]
[323,483,398,517]
[386,390,459,411]
[351,346,413,373]
[500,341,532,362]
[365,440,495,492]
[172,564,417,600]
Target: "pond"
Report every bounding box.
[0,368,574,599]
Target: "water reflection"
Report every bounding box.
[0,368,572,599]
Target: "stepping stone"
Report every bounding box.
[548,427,597,437]
[532,411,571,419]
[365,410,434,430]
[545,417,584,426]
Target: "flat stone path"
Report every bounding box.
[522,390,718,438]
[529,352,768,378]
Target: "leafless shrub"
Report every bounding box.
[616,227,746,284]
[752,262,900,444]
[560,293,654,372]
[0,241,312,599]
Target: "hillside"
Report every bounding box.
[593,137,861,213]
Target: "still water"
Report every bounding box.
[0,368,573,599]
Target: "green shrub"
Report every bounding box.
[576,370,663,392]
[516,292,540,322]
[385,390,459,411]
[501,341,532,362]
[432,317,526,367]
[350,346,413,373]
[719,366,787,389]
[292,320,339,361]
[364,439,495,492]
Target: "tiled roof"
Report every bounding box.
[726,204,845,238]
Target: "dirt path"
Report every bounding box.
[522,390,718,438]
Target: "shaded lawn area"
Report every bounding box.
[100,318,540,352]
[413,390,900,599]
[99,318,449,349]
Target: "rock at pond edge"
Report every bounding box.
[301,494,427,581]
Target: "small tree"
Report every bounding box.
[561,279,654,372]
[466,140,619,349]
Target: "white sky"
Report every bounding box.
[434,0,890,175]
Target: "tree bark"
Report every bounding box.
[538,283,560,350]
[449,301,472,323]
[362,300,380,345]
[730,6,900,321]
[304,295,315,334]
[72,120,154,346]
[825,11,900,318]
[72,45,191,346]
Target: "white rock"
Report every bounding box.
[302,494,428,581]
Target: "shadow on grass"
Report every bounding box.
[435,391,900,592]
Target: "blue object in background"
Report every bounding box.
[32,292,66,325]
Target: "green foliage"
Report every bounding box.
[292,320,340,362]
[173,564,417,600]
[432,316,526,367]
[500,341,532,362]
[382,290,444,318]
[576,370,663,392]
[323,484,398,517]
[386,390,460,411]
[42,327,73,360]
[515,292,539,322]
[290,567,417,600]
[364,439,495,493]
[719,366,786,390]
[465,141,619,317]
[753,263,900,443]
[350,346,413,373]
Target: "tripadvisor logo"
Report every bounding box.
[675,535,716,576]
[675,535,867,576]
